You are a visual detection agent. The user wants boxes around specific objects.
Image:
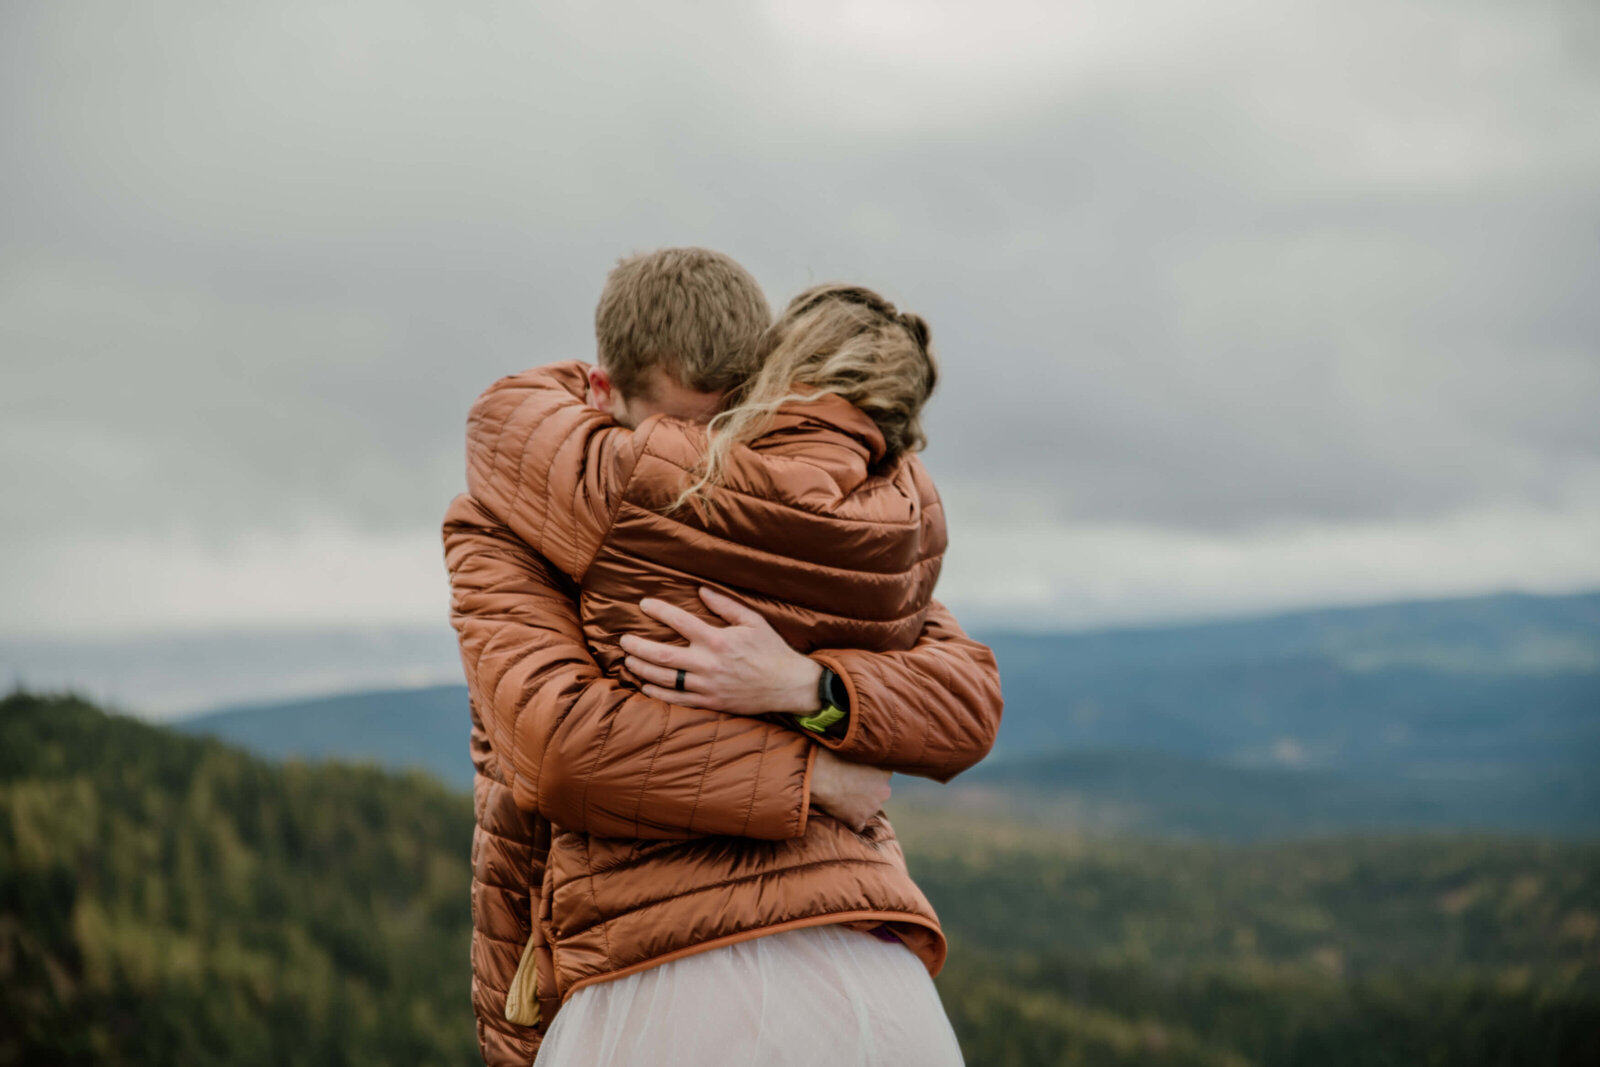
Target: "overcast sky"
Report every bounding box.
[3,0,1599,648]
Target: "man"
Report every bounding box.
[442,248,1001,1063]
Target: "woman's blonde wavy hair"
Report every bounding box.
[671,283,939,515]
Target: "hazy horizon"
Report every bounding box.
[6,586,1594,722]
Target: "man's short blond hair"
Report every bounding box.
[594,247,772,399]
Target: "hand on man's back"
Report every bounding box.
[808,746,892,832]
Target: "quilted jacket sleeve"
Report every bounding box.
[443,492,817,841]
[808,601,1003,783]
[463,360,641,583]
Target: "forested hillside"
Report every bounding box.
[1,691,476,1066]
[892,808,1600,1065]
[5,690,1598,1065]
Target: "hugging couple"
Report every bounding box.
[442,247,1003,1066]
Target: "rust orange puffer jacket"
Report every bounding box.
[443,361,1003,1062]
[466,361,947,672]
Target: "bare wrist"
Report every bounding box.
[778,653,824,714]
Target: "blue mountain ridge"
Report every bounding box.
[177,590,1600,838]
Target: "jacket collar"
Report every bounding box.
[756,386,888,468]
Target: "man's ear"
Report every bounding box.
[587,366,615,412]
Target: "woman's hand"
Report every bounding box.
[619,587,823,715]
[808,747,891,832]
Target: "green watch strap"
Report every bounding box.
[794,703,847,735]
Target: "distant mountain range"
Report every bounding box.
[178,590,1600,839]
[980,590,1600,772]
[177,684,472,788]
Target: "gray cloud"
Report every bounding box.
[2,0,1597,634]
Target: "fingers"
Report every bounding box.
[640,597,723,643]
[625,654,723,708]
[698,586,766,628]
[639,683,726,711]
[625,656,690,691]
[618,634,707,671]
[639,683,693,706]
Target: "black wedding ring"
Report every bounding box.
[675,668,687,692]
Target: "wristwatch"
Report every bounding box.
[794,666,850,736]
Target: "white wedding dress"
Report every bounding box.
[532,922,966,1066]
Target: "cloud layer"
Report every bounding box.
[2,0,1597,636]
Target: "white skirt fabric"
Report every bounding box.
[532,922,965,1066]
